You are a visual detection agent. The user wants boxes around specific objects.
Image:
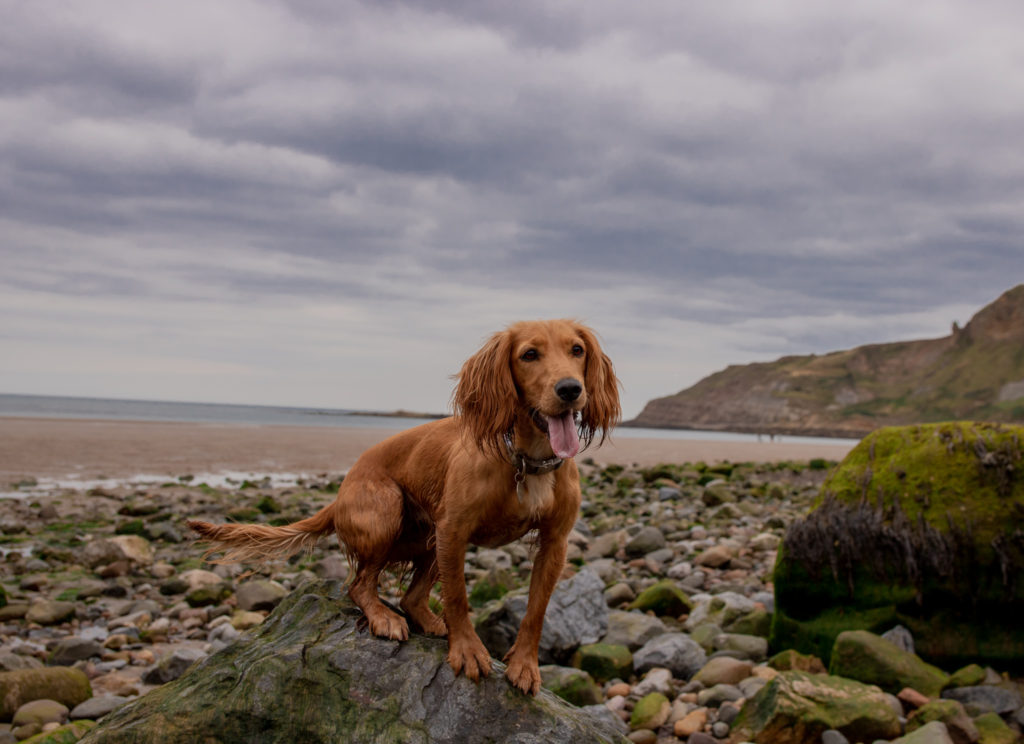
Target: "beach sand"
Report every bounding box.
[0,416,857,482]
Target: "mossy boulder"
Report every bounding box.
[570,643,633,684]
[0,667,92,719]
[729,670,901,744]
[829,630,949,698]
[627,579,693,617]
[79,580,627,744]
[772,422,1024,669]
[947,663,987,689]
[725,607,772,638]
[973,711,1018,744]
[905,699,978,743]
[538,665,602,707]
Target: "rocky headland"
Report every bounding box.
[628,284,1024,438]
[1,425,1022,743]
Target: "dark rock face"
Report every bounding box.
[80,580,627,744]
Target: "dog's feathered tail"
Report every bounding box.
[187,505,335,565]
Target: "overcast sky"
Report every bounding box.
[2,0,1022,419]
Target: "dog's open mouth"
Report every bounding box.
[531,409,581,459]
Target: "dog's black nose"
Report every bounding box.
[555,378,583,402]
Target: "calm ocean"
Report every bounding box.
[0,394,860,446]
[0,394,435,431]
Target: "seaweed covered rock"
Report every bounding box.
[772,422,1024,669]
[79,580,628,744]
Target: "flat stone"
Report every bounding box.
[25,600,76,626]
[941,685,1023,715]
[48,638,105,666]
[693,656,753,687]
[713,632,768,661]
[696,683,743,707]
[71,696,131,721]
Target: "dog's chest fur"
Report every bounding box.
[518,471,556,519]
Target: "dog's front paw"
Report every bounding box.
[503,648,541,695]
[447,637,492,682]
[367,611,409,641]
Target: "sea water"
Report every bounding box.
[0,393,860,446]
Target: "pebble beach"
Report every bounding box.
[2,418,1020,743]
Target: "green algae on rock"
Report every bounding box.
[629,692,670,730]
[728,670,901,744]
[828,630,949,698]
[570,643,633,684]
[772,422,1024,669]
[78,580,628,744]
[627,579,693,617]
[538,665,603,707]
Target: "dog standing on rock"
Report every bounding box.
[188,319,620,695]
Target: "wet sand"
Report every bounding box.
[0,417,856,482]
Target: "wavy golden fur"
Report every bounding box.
[188,319,620,695]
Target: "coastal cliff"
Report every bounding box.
[628,285,1024,437]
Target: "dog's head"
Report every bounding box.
[453,319,621,460]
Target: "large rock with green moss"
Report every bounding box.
[728,670,901,744]
[772,422,1024,669]
[829,630,950,698]
[0,667,92,719]
[79,580,627,744]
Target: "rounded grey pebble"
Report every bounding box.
[821,730,850,744]
[717,702,741,726]
[711,720,731,738]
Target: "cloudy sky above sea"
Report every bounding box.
[2,1,1023,419]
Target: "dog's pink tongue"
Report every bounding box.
[546,412,580,459]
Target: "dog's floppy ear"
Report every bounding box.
[575,323,621,448]
[453,329,517,458]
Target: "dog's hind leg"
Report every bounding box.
[399,552,446,636]
[335,478,409,640]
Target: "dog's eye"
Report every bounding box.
[571,344,584,357]
[521,349,539,362]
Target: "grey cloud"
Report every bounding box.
[2,0,1023,412]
